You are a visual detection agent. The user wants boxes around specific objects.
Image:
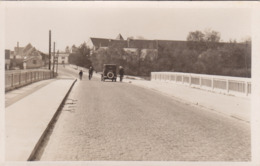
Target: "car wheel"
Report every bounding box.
[107,72,114,79]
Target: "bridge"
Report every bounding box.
[151,72,251,97]
[4,65,251,161]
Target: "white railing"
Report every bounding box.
[5,69,55,91]
[151,72,251,96]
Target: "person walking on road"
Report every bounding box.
[89,66,94,80]
[79,70,83,80]
[119,66,124,82]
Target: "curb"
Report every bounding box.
[27,79,77,161]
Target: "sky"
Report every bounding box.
[4,2,251,53]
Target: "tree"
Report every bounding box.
[90,46,127,72]
[65,46,70,53]
[204,29,221,42]
[78,42,91,57]
[204,29,221,49]
[196,49,222,75]
[187,29,221,51]
[240,36,251,45]
[71,45,78,53]
[187,30,207,52]
[187,30,205,42]
[68,42,91,68]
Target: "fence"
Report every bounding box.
[5,69,55,92]
[151,72,251,96]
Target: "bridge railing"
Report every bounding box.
[151,72,251,96]
[5,69,55,92]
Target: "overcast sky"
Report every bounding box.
[4,2,251,53]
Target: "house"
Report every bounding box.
[51,52,69,65]
[8,43,46,69]
[89,34,158,61]
[23,55,43,69]
[39,51,50,67]
[58,52,69,64]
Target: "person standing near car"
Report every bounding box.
[119,66,124,82]
[79,70,83,80]
[89,66,94,80]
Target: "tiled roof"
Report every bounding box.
[23,43,33,53]
[90,38,110,47]
[128,39,157,49]
[109,40,128,48]
[90,36,239,50]
[115,34,124,40]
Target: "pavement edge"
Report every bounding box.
[27,79,77,161]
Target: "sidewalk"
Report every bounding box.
[125,79,250,123]
[5,78,76,161]
[5,79,56,107]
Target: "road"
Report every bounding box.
[37,66,251,161]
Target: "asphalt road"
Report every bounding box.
[37,66,251,161]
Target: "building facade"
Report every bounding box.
[51,52,69,64]
[23,55,43,69]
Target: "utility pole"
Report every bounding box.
[49,30,51,70]
[16,42,19,57]
[56,50,59,73]
[53,42,55,71]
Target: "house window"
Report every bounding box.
[33,60,37,64]
[62,57,65,59]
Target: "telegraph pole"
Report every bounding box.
[56,50,59,73]
[49,30,51,70]
[53,42,55,71]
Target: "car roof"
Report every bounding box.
[104,64,117,66]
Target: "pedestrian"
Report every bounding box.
[119,66,124,82]
[89,66,94,80]
[79,70,83,80]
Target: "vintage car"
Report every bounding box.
[101,64,117,82]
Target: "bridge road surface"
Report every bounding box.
[37,66,251,161]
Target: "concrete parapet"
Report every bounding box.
[151,72,251,97]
